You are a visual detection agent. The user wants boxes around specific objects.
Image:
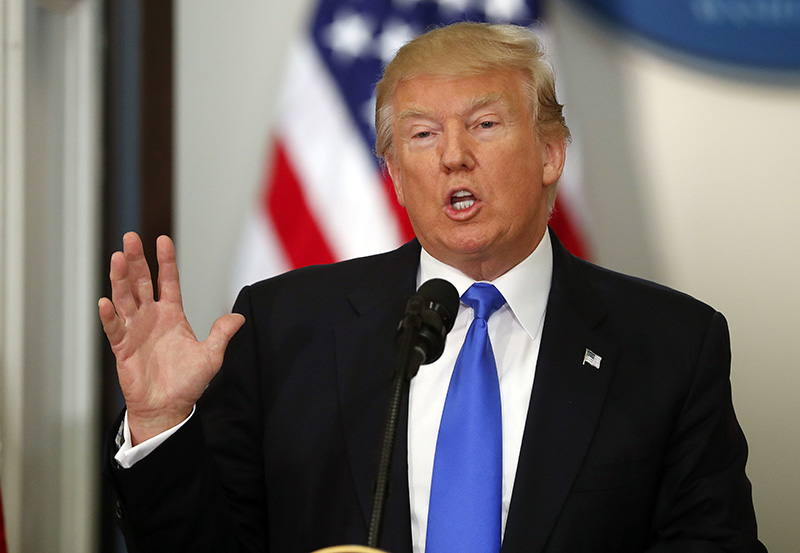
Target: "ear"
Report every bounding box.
[541,138,567,187]
[385,154,406,207]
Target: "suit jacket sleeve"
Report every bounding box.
[645,312,765,552]
[104,285,267,553]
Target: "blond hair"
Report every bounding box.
[375,22,570,161]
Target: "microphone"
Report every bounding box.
[397,278,460,373]
[368,279,459,549]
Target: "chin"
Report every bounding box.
[443,235,493,258]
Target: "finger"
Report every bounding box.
[156,235,183,305]
[123,231,155,305]
[109,250,138,319]
[204,313,246,366]
[98,297,126,347]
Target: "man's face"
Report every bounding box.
[385,69,565,280]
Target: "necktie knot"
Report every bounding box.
[461,283,506,321]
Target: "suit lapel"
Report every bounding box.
[502,231,619,553]
[335,240,420,553]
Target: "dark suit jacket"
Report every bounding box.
[106,230,766,553]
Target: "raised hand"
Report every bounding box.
[98,232,245,445]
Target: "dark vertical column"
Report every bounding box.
[140,0,174,280]
[100,1,173,551]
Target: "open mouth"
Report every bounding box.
[451,190,476,211]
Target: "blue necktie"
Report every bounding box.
[426,283,506,553]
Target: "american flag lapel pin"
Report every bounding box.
[583,348,602,369]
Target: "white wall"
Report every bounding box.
[175,0,315,337]
[175,1,800,550]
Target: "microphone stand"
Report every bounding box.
[365,278,458,550]
[366,313,425,549]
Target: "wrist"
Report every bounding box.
[127,406,193,446]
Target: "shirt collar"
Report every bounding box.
[417,231,553,339]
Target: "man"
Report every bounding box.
[100,23,765,553]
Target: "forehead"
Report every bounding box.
[391,70,529,121]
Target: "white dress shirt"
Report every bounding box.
[409,231,552,553]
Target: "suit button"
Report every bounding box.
[115,500,125,519]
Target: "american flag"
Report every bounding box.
[231,0,589,296]
[583,348,602,369]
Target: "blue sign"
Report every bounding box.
[573,0,800,69]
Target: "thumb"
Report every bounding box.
[205,313,246,362]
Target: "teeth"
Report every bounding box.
[451,190,475,211]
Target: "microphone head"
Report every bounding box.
[411,278,459,365]
[415,278,459,333]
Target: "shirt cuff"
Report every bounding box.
[114,406,195,469]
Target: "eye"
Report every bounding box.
[478,121,497,129]
[415,131,432,139]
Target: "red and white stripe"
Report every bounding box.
[231,39,412,297]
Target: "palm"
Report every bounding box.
[113,299,207,414]
[99,233,244,444]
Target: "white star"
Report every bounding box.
[483,0,530,22]
[437,0,474,17]
[323,10,375,61]
[376,19,418,65]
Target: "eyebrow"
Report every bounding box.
[396,92,507,124]
[466,92,505,113]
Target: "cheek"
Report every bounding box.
[499,160,545,210]
[501,157,539,189]
[399,163,438,202]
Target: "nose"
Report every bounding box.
[439,124,476,173]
